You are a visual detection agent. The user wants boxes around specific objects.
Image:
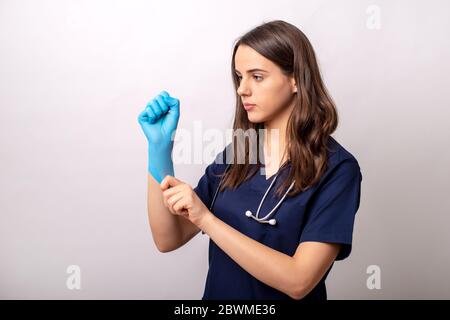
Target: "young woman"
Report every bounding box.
[138,20,362,300]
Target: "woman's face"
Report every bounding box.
[234,44,297,124]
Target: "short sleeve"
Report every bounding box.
[193,146,230,234]
[193,161,223,210]
[299,159,362,261]
[194,144,231,202]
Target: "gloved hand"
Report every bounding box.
[138,90,180,183]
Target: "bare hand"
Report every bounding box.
[160,175,212,228]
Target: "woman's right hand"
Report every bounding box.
[138,90,180,183]
[138,90,180,147]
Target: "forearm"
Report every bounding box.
[199,212,300,299]
[147,173,183,252]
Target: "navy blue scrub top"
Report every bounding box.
[193,136,362,300]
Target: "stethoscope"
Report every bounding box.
[209,163,295,226]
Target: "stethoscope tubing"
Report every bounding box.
[209,163,294,226]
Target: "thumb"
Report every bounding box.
[163,95,180,116]
[160,175,183,190]
[161,95,180,134]
[160,91,179,110]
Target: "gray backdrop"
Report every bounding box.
[1,0,449,299]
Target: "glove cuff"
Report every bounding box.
[147,144,174,184]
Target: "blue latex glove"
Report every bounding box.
[137,90,180,183]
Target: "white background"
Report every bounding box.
[1,0,449,299]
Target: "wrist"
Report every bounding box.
[198,211,215,233]
[147,144,174,183]
[148,166,173,184]
[147,141,173,155]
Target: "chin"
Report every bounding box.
[247,115,264,124]
[246,111,267,124]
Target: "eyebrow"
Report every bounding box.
[234,68,269,74]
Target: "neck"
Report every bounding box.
[263,102,295,167]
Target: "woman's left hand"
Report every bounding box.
[160,175,212,228]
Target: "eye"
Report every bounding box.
[236,75,264,81]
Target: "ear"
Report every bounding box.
[290,77,297,94]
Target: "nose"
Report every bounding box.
[237,79,251,96]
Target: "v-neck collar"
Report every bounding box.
[260,160,292,180]
[249,161,292,192]
[259,143,291,180]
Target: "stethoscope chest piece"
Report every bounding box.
[245,210,277,225]
[209,163,295,227]
[244,171,295,226]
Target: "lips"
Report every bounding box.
[243,103,256,111]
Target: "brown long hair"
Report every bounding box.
[218,20,338,198]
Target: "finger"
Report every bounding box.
[149,100,163,119]
[137,109,149,124]
[155,95,169,114]
[152,97,164,117]
[163,95,180,109]
[160,175,172,191]
[160,175,183,190]
[173,197,189,215]
[162,185,185,205]
[162,192,176,214]
[162,184,185,199]
[160,90,170,99]
[145,104,157,123]
[167,192,185,212]
[165,198,176,214]
[163,96,180,121]
[159,90,178,109]
[166,202,176,215]
[168,194,187,216]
